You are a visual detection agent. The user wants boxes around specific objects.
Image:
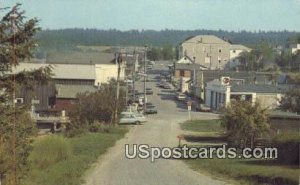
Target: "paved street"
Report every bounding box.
[84,62,226,185]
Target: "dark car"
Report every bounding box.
[146,88,153,95]
[145,102,153,106]
[145,105,158,114]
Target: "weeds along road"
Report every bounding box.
[84,62,226,185]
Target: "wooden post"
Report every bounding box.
[177,135,184,147]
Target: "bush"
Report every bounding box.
[29,136,72,169]
[274,132,300,165]
[88,121,110,133]
[64,119,88,138]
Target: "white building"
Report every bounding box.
[13,62,125,86]
[291,44,300,54]
[229,44,251,69]
[94,64,125,85]
[205,77,287,110]
[205,77,231,110]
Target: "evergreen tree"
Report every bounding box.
[0,4,51,184]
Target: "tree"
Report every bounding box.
[0,4,51,184]
[238,51,257,71]
[275,50,293,70]
[161,45,174,60]
[66,79,126,136]
[147,47,161,61]
[221,100,270,148]
[279,88,300,114]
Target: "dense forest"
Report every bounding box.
[35,29,299,54]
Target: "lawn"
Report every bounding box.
[186,157,299,185]
[180,119,300,185]
[21,126,128,185]
[180,119,224,133]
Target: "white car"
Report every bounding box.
[149,61,155,65]
[119,112,146,125]
[176,93,186,101]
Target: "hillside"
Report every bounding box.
[33,29,300,58]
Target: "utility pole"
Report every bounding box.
[143,46,147,114]
[125,75,128,106]
[132,51,136,104]
[114,53,122,124]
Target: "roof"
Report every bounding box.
[46,51,116,65]
[196,70,285,85]
[176,56,193,64]
[55,84,97,99]
[231,84,289,94]
[269,110,300,119]
[175,63,207,70]
[13,63,96,80]
[230,44,251,51]
[182,35,230,45]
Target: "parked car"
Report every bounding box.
[158,82,165,88]
[147,65,153,70]
[176,93,186,101]
[145,102,154,108]
[128,89,138,95]
[163,83,171,89]
[146,88,153,95]
[119,112,146,124]
[195,104,211,112]
[184,96,192,104]
[145,105,158,114]
[149,61,155,65]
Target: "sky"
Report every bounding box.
[0,0,299,31]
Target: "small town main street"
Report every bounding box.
[84,62,227,185]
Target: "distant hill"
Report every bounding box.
[34,28,299,57]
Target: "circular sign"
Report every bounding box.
[223,77,230,84]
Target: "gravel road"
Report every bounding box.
[84,63,228,185]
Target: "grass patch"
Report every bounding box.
[186,158,299,185]
[180,119,223,133]
[180,119,300,185]
[22,126,128,185]
[29,136,72,169]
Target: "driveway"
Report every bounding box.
[84,62,227,185]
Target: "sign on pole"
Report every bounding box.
[187,101,192,120]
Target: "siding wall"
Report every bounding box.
[180,42,230,69]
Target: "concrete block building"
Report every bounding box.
[178,35,231,70]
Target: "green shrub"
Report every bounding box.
[29,136,72,169]
[64,122,88,138]
[88,121,110,133]
[22,127,128,185]
[274,132,300,165]
[180,119,223,132]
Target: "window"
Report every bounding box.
[233,50,236,53]
[15,98,24,104]
[205,57,210,64]
[219,48,222,53]
[180,70,185,77]
[55,79,94,85]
